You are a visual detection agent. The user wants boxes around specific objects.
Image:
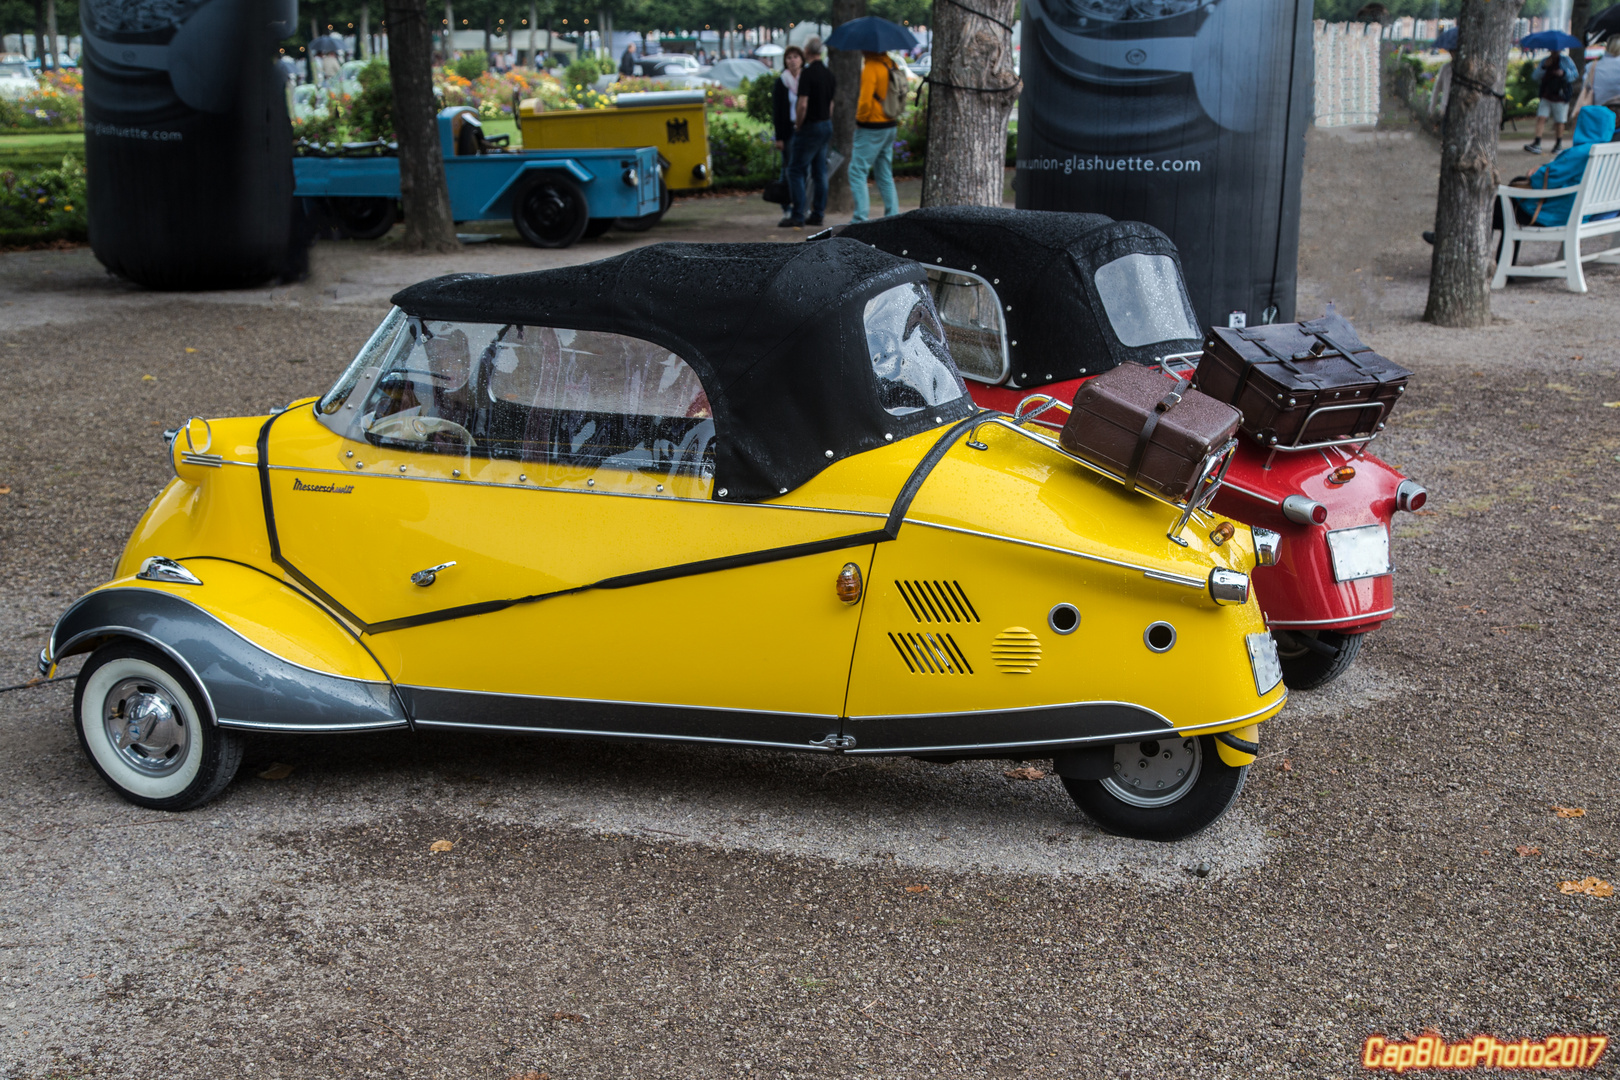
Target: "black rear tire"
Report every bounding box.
[1274,629,1363,690]
[511,173,590,248]
[1063,734,1247,842]
[74,641,244,811]
[614,186,674,231]
[330,196,397,240]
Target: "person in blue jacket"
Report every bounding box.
[1512,105,1618,227]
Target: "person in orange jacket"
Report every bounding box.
[849,50,901,223]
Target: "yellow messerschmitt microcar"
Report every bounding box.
[43,241,1285,840]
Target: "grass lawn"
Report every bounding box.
[0,131,84,153]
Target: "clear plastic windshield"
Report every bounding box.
[924,268,1009,384]
[863,283,968,416]
[316,313,715,491]
[1092,252,1200,348]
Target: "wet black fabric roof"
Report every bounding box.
[839,207,1200,385]
[390,240,974,502]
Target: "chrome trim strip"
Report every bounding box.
[850,696,1171,726]
[261,461,890,518]
[400,681,840,720]
[54,625,220,726]
[903,519,1208,590]
[412,719,838,752]
[217,717,408,733]
[1267,607,1394,628]
[179,452,224,468]
[842,699,1288,755]
[1220,482,1282,507]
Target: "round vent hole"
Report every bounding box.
[1048,603,1080,635]
[1144,622,1177,653]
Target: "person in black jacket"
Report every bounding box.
[771,46,805,220]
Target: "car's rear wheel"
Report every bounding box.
[1273,629,1363,690]
[1062,734,1247,842]
[582,217,613,239]
[74,642,243,811]
[330,196,397,240]
[511,173,589,248]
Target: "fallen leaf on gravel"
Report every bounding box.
[429,840,454,853]
[1604,402,1620,408]
[506,1073,549,1080]
[141,374,156,382]
[1558,878,1612,898]
[1003,767,1045,781]
[1515,846,1541,857]
[904,884,929,893]
[1553,805,1586,818]
[1280,758,1293,772]
[184,347,198,353]
[0,487,9,495]
[550,1011,585,1023]
[256,763,294,780]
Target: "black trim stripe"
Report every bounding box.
[257,406,992,636]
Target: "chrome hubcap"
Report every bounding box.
[1102,736,1201,808]
[102,678,189,776]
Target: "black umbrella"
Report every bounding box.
[1434,26,1457,51]
[1589,2,1620,42]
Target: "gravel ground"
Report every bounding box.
[0,129,1617,1079]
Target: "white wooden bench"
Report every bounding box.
[1492,142,1620,293]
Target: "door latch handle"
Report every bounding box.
[410,561,457,587]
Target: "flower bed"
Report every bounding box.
[0,154,87,246]
[0,70,84,132]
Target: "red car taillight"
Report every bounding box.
[1281,494,1328,526]
[1395,480,1427,513]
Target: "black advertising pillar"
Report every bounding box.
[81,0,296,290]
[1014,0,1314,330]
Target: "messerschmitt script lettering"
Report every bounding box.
[292,478,355,494]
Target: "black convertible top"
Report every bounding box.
[390,240,974,503]
[839,207,1202,386]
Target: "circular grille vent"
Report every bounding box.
[991,627,1042,674]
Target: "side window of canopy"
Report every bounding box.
[924,268,1009,384]
[1092,252,1200,349]
[863,282,967,417]
[319,311,715,488]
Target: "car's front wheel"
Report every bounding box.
[1062,734,1247,842]
[74,642,243,811]
[1273,628,1363,690]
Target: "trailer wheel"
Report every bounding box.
[614,187,675,232]
[511,174,589,248]
[1274,629,1363,690]
[330,197,397,240]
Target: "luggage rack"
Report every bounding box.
[966,395,1238,547]
[1253,400,1389,470]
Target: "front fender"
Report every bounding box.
[47,560,408,733]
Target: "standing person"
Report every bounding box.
[772,46,805,223]
[848,50,902,222]
[1583,37,1620,109]
[783,36,835,228]
[620,41,637,76]
[1525,49,1578,154]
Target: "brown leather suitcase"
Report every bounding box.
[1195,309,1410,447]
[1059,364,1241,502]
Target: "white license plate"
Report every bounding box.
[1247,632,1283,696]
[1326,524,1391,583]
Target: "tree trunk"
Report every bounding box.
[1571,0,1591,75]
[1423,0,1522,328]
[484,12,492,58]
[32,0,45,71]
[44,0,57,69]
[528,0,538,67]
[922,0,1020,207]
[826,0,866,214]
[444,1,455,56]
[360,4,371,59]
[386,0,461,252]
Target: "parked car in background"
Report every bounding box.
[0,55,33,99]
[25,53,76,71]
[704,58,770,89]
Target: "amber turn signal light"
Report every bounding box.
[1328,465,1356,484]
[836,562,864,604]
[1208,521,1235,546]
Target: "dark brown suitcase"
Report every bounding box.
[1060,363,1241,502]
[1195,309,1411,447]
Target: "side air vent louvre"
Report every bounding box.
[991,627,1042,674]
[895,579,980,623]
[889,631,974,675]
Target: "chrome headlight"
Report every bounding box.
[1325,524,1391,583]
[1208,568,1249,605]
[1246,631,1283,695]
[1251,526,1281,566]
[622,167,640,187]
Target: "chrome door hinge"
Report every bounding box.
[809,733,856,750]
